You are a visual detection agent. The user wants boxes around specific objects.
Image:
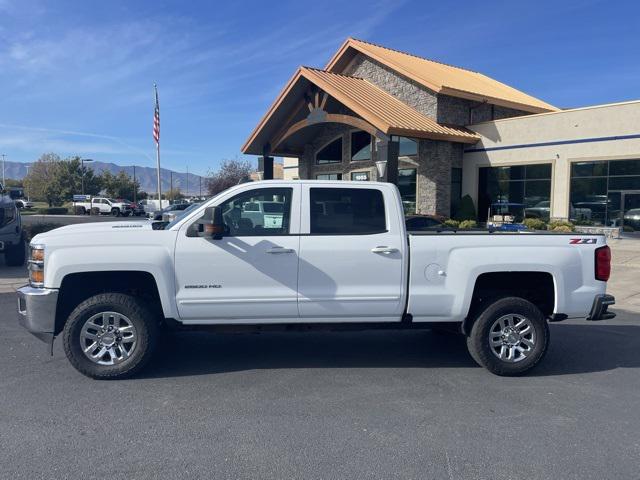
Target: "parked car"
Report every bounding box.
[623,208,640,230]
[152,202,190,221]
[162,203,201,223]
[74,197,132,216]
[18,181,615,379]
[15,198,34,209]
[128,201,146,217]
[405,214,443,231]
[0,184,26,266]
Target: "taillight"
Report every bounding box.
[595,245,611,282]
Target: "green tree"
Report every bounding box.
[3,178,23,188]
[100,170,140,199]
[23,153,64,206]
[57,156,102,198]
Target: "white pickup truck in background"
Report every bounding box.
[73,197,133,217]
[18,181,615,379]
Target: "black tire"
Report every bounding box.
[4,239,26,266]
[111,208,120,217]
[62,293,159,379]
[466,297,549,376]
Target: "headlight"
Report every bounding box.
[28,244,45,287]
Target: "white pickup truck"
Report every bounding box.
[74,197,133,217]
[18,181,615,379]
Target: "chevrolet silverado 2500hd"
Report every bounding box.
[17,181,615,379]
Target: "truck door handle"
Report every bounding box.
[371,246,398,254]
[266,247,295,254]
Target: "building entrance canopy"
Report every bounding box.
[242,66,479,159]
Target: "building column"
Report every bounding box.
[417,140,455,217]
[551,155,570,220]
[258,156,274,180]
[376,138,399,184]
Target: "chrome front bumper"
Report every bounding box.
[587,294,616,321]
[17,285,59,343]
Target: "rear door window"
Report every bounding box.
[309,188,386,235]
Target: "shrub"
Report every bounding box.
[23,223,60,240]
[548,220,575,232]
[458,220,477,229]
[454,195,476,221]
[443,219,459,229]
[37,207,68,215]
[523,218,547,231]
[574,219,594,226]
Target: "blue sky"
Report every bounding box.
[0,0,638,176]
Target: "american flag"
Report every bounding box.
[153,85,160,144]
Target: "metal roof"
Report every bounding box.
[301,67,479,142]
[241,67,479,154]
[326,38,558,114]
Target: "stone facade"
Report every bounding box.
[344,54,438,118]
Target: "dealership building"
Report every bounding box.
[242,38,640,226]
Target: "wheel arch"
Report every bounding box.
[54,270,166,335]
[461,271,556,335]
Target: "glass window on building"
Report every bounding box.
[351,131,371,161]
[316,137,342,164]
[391,136,418,157]
[351,171,370,181]
[478,164,552,222]
[570,159,640,228]
[398,168,417,215]
[316,173,342,180]
[450,168,462,216]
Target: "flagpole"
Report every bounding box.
[154,84,162,206]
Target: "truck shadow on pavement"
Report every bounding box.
[140,312,640,379]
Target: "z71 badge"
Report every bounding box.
[569,238,597,244]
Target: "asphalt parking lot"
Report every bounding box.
[1,239,639,479]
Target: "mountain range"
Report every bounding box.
[1,160,207,196]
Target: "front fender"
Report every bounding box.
[46,244,178,319]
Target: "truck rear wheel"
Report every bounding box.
[466,297,549,376]
[4,238,26,266]
[62,293,159,379]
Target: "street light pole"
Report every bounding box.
[81,158,94,196]
[133,165,137,203]
[25,165,31,201]
[1,154,5,186]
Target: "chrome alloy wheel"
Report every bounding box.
[79,312,137,365]
[488,314,535,363]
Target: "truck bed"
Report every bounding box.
[406,231,607,322]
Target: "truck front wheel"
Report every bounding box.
[111,208,120,217]
[62,293,159,379]
[466,297,549,376]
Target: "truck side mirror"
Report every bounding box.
[196,206,225,239]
